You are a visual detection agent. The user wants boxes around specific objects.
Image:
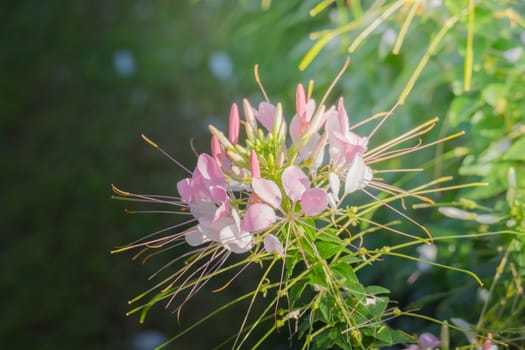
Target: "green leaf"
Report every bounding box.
[308,263,328,288]
[316,239,345,259]
[366,285,391,295]
[330,262,358,284]
[364,296,389,317]
[503,136,525,161]
[373,327,415,346]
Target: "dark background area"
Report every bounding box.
[0,1,316,348]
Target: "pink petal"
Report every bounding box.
[264,234,284,256]
[188,201,216,220]
[197,153,224,185]
[289,114,301,142]
[177,178,193,203]
[419,333,441,349]
[212,201,231,223]
[296,132,320,164]
[301,188,328,216]
[254,102,276,131]
[240,203,276,232]
[209,185,227,203]
[252,177,282,209]
[290,99,318,142]
[282,166,309,202]
[337,97,350,134]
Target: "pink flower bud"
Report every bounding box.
[250,150,261,178]
[210,135,222,163]
[296,83,306,120]
[228,103,240,145]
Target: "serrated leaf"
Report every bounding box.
[316,240,344,259]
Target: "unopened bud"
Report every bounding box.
[243,98,257,138]
[438,207,476,220]
[296,83,306,119]
[475,214,499,224]
[210,135,222,163]
[250,150,260,178]
[208,124,234,150]
[226,150,245,164]
[228,103,240,145]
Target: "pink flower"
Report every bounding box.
[289,84,334,165]
[326,98,368,172]
[177,153,253,253]
[289,84,317,142]
[282,166,328,216]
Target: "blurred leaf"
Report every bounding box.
[503,136,525,161]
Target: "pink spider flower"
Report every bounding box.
[177,153,253,253]
[290,84,335,165]
[241,165,329,232]
[326,98,369,173]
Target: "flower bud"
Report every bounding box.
[228,103,240,145]
[250,150,261,178]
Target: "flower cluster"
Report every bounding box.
[113,79,459,349]
[175,84,377,256]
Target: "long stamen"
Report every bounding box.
[365,117,438,160]
[141,134,192,173]
[319,56,350,108]
[361,188,432,241]
[254,64,270,102]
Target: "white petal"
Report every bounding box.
[328,172,340,197]
[219,223,253,254]
[185,227,210,246]
[264,234,284,256]
[344,154,368,194]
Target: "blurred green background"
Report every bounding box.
[3,0,525,349]
[0,1,306,349]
